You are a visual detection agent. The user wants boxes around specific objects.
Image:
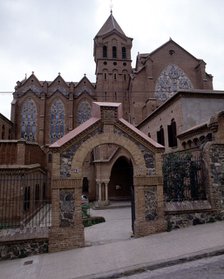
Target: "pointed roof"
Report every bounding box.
[147,39,201,62]
[96,12,126,37]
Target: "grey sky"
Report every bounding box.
[1,0,224,118]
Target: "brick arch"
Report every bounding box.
[70,133,147,179]
[49,102,166,252]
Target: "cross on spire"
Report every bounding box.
[110,0,113,14]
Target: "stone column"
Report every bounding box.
[104,179,110,205]
[98,182,102,202]
[105,182,108,203]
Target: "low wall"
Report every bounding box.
[0,227,49,260]
[0,239,48,260]
[165,200,224,231]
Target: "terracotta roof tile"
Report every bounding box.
[50,117,100,148]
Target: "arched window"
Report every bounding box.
[77,101,91,125]
[21,98,37,142]
[167,119,177,147]
[112,46,117,59]
[103,46,107,58]
[49,99,65,143]
[122,47,127,59]
[157,125,165,145]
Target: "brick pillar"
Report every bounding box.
[16,139,26,165]
[49,179,84,252]
[134,176,166,237]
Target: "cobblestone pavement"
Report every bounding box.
[121,254,224,279]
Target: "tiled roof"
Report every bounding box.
[119,118,164,149]
[96,13,125,37]
[50,117,100,148]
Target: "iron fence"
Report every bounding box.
[163,152,207,202]
[0,171,51,229]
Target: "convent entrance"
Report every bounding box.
[49,102,165,252]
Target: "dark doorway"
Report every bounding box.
[82,177,89,194]
[108,157,133,201]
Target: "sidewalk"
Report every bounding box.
[0,211,224,279]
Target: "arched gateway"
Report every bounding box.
[48,102,166,252]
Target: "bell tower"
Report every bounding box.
[94,12,133,120]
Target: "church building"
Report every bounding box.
[2,12,221,204]
[1,12,224,254]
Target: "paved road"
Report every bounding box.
[85,204,133,246]
[121,254,224,279]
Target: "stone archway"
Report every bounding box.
[49,102,166,252]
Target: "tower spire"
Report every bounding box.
[110,0,113,14]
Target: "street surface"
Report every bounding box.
[85,203,132,246]
[121,254,224,279]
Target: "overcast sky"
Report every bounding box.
[1,0,224,118]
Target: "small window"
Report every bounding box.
[157,126,165,145]
[167,119,177,147]
[112,46,117,59]
[114,73,117,80]
[103,46,107,58]
[48,153,52,163]
[122,47,127,59]
[104,73,107,80]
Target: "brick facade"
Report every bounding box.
[1,13,223,254]
[138,91,224,153]
[0,113,13,140]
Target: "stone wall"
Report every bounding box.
[0,239,48,260]
[209,144,224,209]
[166,210,224,231]
[134,176,166,237]
[0,227,49,260]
